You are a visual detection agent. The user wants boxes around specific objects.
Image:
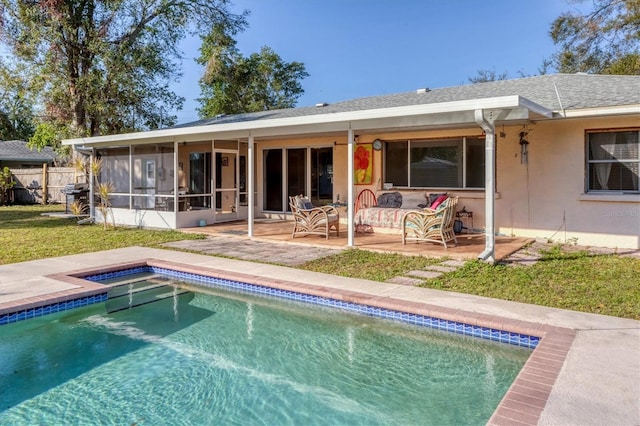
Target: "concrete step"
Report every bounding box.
[423,265,457,273]
[406,270,443,279]
[385,276,424,286]
[440,259,466,267]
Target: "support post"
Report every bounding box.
[248,134,254,238]
[347,126,355,247]
[89,149,95,220]
[41,163,48,205]
[173,140,179,218]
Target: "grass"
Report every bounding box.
[302,245,640,320]
[301,249,444,282]
[426,248,639,319]
[2,205,639,320]
[0,204,205,264]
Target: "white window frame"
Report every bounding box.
[384,136,485,189]
[586,129,640,194]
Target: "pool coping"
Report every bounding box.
[2,257,576,426]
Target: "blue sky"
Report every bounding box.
[174,0,584,123]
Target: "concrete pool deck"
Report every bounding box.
[0,246,638,426]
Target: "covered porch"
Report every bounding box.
[65,94,552,263]
[181,220,531,261]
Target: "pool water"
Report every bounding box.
[0,275,531,425]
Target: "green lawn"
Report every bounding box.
[2,205,639,320]
[301,247,640,320]
[0,205,205,264]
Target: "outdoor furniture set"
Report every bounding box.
[289,190,459,248]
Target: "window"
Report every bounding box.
[384,137,485,189]
[587,130,639,193]
[99,147,130,194]
[384,142,408,187]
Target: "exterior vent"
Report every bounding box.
[315,102,328,107]
[416,88,430,94]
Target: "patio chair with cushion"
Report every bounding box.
[289,195,340,239]
[402,196,458,248]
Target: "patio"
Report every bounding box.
[181,219,531,261]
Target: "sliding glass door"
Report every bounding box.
[310,147,333,206]
[287,148,306,209]
[263,146,333,212]
[263,149,283,211]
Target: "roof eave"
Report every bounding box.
[0,157,54,162]
[62,95,554,146]
[562,104,640,118]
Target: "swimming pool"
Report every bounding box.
[0,267,532,425]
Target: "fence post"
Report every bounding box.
[42,163,48,205]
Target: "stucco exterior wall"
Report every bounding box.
[253,117,638,249]
[495,116,639,249]
[97,113,638,249]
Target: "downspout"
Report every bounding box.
[474,109,496,263]
[248,134,254,237]
[347,126,355,247]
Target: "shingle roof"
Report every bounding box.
[0,140,57,162]
[174,73,640,129]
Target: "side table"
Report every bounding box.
[455,210,473,233]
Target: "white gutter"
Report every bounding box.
[475,109,497,264]
[560,104,640,118]
[62,96,552,146]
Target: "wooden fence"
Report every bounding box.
[10,165,86,205]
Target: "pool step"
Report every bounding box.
[97,273,163,286]
[106,284,193,314]
[107,280,167,299]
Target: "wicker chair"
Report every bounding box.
[355,189,377,213]
[289,195,340,239]
[402,196,458,248]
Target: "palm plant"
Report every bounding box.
[96,181,115,229]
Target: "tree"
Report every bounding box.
[0,0,248,144]
[468,68,509,84]
[28,122,72,159]
[549,0,640,74]
[197,24,308,117]
[0,61,35,141]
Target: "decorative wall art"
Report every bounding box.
[354,143,373,185]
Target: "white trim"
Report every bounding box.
[578,193,640,203]
[562,104,640,118]
[63,96,553,146]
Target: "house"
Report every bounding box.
[63,74,640,258]
[0,140,57,168]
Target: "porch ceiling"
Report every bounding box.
[63,95,553,147]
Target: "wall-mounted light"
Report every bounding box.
[519,131,529,165]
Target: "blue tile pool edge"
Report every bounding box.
[0,293,108,326]
[82,265,540,349]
